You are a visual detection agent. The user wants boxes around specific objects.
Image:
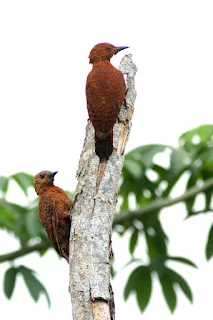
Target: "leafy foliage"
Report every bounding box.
[129,228,139,255]
[157,266,193,312]
[4,267,17,299]
[0,124,213,312]
[0,174,49,244]
[19,266,50,307]
[167,268,193,303]
[3,265,50,306]
[117,124,213,312]
[124,265,152,312]
[11,172,34,197]
[158,268,177,312]
[206,222,213,260]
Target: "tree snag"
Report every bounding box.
[69,54,137,320]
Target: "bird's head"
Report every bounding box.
[34,170,58,195]
[89,43,129,64]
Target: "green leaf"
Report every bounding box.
[167,268,193,302]
[195,125,213,142]
[4,267,17,299]
[158,271,176,312]
[119,196,129,211]
[202,148,213,169]
[129,228,139,254]
[0,200,17,230]
[205,191,212,210]
[124,265,152,312]
[145,232,160,259]
[0,202,31,244]
[39,245,51,257]
[119,172,147,211]
[152,164,168,181]
[180,124,213,146]
[166,256,197,268]
[124,159,143,179]
[111,264,116,279]
[126,144,168,168]
[168,147,189,182]
[0,200,28,235]
[185,175,197,215]
[1,201,28,217]
[205,223,213,260]
[11,172,34,197]
[25,207,43,238]
[19,266,51,307]
[0,176,9,195]
[144,220,168,260]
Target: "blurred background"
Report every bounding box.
[0,0,213,319]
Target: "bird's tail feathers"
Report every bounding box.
[95,133,113,161]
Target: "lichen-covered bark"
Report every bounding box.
[69,54,137,320]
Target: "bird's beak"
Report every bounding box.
[114,46,129,55]
[49,171,58,178]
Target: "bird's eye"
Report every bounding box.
[40,174,45,179]
[106,45,112,51]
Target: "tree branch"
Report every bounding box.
[69,54,137,320]
[1,177,210,263]
[114,177,213,225]
[0,241,50,263]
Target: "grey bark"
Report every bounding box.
[69,54,137,320]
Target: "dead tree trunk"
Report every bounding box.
[69,54,137,320]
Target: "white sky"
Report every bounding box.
[0,0,213,319]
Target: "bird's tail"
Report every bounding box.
[95,132,113,161]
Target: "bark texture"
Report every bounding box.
[69,54,137,320]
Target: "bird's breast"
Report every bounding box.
[86,63,126,104]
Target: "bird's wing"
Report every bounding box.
[39,194,63,257]
[49,194,70,262]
